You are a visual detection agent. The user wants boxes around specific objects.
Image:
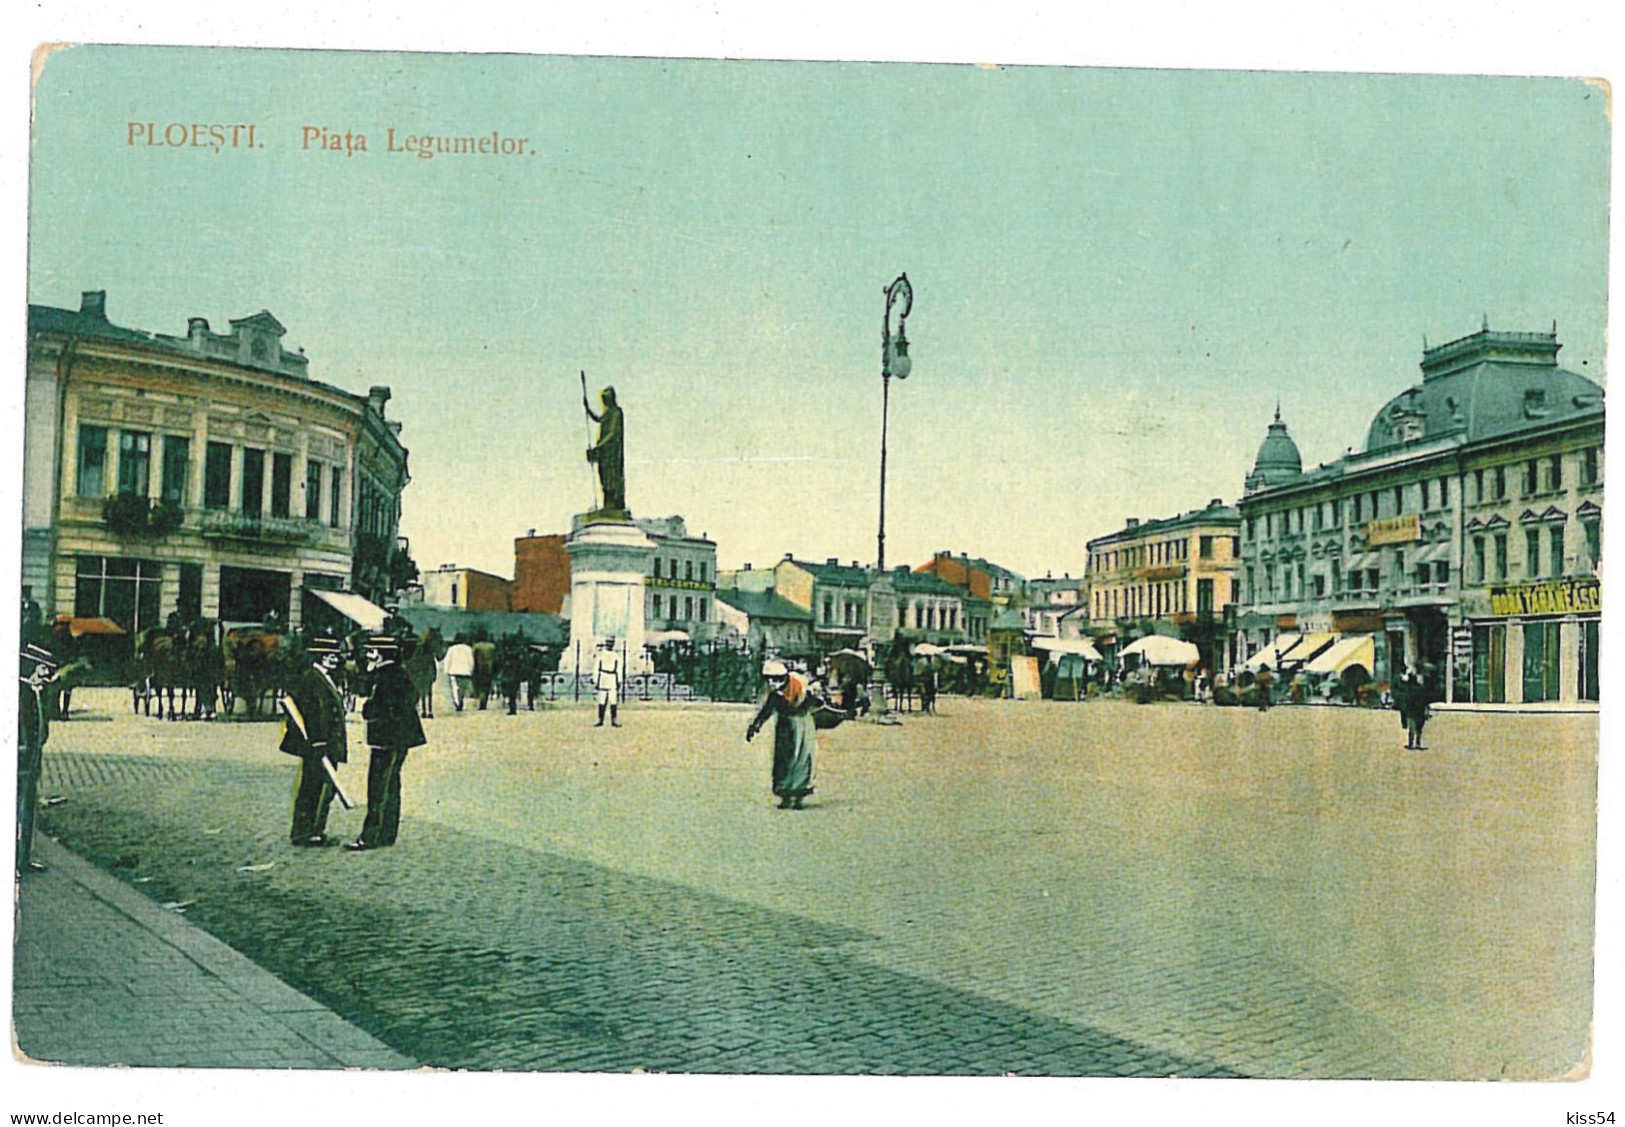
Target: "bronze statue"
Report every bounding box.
[582,378,626,516]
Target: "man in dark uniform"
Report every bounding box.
[280,635,348,846]
[17,641,56,874]
[348,635,426,851]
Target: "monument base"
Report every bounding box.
[561,515,656,676]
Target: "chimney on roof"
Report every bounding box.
[743,562,752,571]
[1126,518,1140,528]
[367,386,392,417]
[527,528,536,537]
[827,557,839,566]
[188,317,210,339]
[80,291,107,320]
[1210,498,1223,508]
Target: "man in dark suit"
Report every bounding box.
[280,635,349,846]
[348,635,426,851]
[17,641,56,874]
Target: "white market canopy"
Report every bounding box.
[1031,637,1104,662]
[1303,634,1376,676]
[310,589,389,632]
[1244,633,1302,672]
[1120,635,1200,666]
[912,643,949,657]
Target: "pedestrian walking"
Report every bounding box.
[348,635,426,852]
[17,640,56,874]
[745,659,819,810]
[443,637,474,711]
[279,636,349,847]
[593,637,623,727]
[1397,666,1432,750]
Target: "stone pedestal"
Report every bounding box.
[561,516,657,676]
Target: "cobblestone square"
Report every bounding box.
[19,688,1596,1079]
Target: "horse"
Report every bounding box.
[471,640,497,711]
[405,627,447,718]
[221,628,283,718]
[185,624,225,720]
[882,638,917,713]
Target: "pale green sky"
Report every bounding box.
[28,47,1610,578]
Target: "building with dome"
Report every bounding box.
[1231,325,1603,705]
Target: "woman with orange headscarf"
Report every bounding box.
[746,660,818,809]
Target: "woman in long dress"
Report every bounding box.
[746,660,817,809]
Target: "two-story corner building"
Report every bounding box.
[1025,573,1085,637]
[1083,499,1241,671]
[635,515,719,643]
[23,290,411,637]
[421,564,513,612]
[1234,326,1603,705]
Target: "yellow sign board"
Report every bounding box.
[1365,514,1421,546]
[1488,577,1601,617]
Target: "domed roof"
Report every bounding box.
[1364,328,1603,453]
[1245,406,1302,493]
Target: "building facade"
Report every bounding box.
[512,531,569,613]
[913,551,1025,640]
[1025,573,1084,637]
[421,564,513,612]
[635,516,719,643]
[1083,499,1241,670]
[714,588,814,655]
[1233,326,1603,704]
[24,291,411,635]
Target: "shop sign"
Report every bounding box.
[1366,514,1421,546]
[1488,577,1600,617]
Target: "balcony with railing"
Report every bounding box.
[198,508,326,546]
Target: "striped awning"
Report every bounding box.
[1304,634,1376,676]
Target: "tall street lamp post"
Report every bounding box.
[877,272,913,573]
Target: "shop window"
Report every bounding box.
[1581,619,1600,702]
[161,436,190,505]
[1521,620,1562,703]
[117,430,152,497]
[1472,624,1506,704]
[74,555,162,634]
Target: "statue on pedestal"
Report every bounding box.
[581,378,627,519]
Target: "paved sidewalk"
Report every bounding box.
[12,836,414,1070]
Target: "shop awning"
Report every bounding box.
[310,589,389,632]
[1304,634,1376,675]
[1121,635,1199,666]
[1032,637,1104,661]
[1244,633,1301,671]
[57,616,126,637]
[1277,632,1337,667]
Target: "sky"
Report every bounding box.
[24,46,1610,581]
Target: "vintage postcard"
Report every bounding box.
[6,27,1617,1124]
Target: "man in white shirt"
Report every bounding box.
[443,638,475,711]
[593,637,623,728]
